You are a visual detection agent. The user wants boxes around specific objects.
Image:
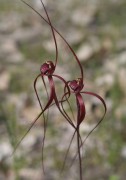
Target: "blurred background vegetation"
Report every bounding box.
[0,0,126,179]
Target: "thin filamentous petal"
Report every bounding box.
[81,91,107,144]
[34,74,48,173]
[11,87,54,156]
[40,0,58,67]
[70,91,107,168]
[20,0,83,80]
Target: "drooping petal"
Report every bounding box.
[34,74,47,173]
[48,75,75,129]
[11,75,55,155]
[71,91,107,166]
[34,74,51,174]
[81,91,107,143]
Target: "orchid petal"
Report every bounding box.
[71,91,107,167]
[40,0,58,67]
[48,76,75,129]
[81,91,107,144]
[20,0,83,80]
[11,76,55,156]
[34,74,48,173]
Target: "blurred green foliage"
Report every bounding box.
[19,43,55,62]
[109,175,119,180]
[9,69,32,93]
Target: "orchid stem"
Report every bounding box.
[77,129,83,180]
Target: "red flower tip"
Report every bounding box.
[40,61,55,75]
[69,78,83,93]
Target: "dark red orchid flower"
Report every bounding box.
[11,1,107,179]
[16,0,84,161]
[60,78,107,179]
[12,0,77,174]
[19,0,85,149]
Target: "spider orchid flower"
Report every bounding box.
[19,0,85,137]
[16,0,84,168]
[11,1,107,179]
[19,0,86,135]
[12,0,76,160]
[60,78,107,179]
